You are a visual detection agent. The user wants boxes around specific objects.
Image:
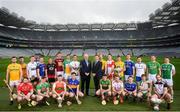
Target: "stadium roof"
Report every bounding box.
[0,0,180,31]
[149,0,180,27]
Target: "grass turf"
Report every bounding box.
[0,56,180,111]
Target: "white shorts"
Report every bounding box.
[163,79,173,86]
[148,74,157,83]
[9,80,20,87]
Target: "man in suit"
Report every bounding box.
[80,53,91,96]
[92,55,102,96]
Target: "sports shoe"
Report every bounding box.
[9,100,13,105]
[18,104,21,110]
[67,101,72,106]
[58,103,62,108]
[27,102,32,107]
[167,103,171,110]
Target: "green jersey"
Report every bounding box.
[100,79,111,90]
[161,63,175,79]
[147,61,160,74]
[63,59,71,74]
[36,82,50,94]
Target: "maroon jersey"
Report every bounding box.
[55,58,64,72]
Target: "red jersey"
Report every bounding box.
[106,60,115,79]
[17,83,33,95]
[55,58,64,72]
[54,81,66,94]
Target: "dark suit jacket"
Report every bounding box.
[92,61,102,77]
[80,60,91,77]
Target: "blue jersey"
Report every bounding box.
[37,63,46,77]
[68,78,79,93]
[124,60,135,75]
[125,82,136,92]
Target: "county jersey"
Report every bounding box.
[135,62,146,77]
[125,82,137,92]
[153,81,167,95]
[70,61,80,75]
[55,58,64,72]
[147,61,160,75]
[101,59,107,71]
[124,60,135,75]
[46,63,56,78]
[7,63,21,81]
[106,60,115,75]
[17,83,33,95]
[27,62,37,78]
[112,80,124,91]
[63,59,71,75]
[100,79,111,90]
[161,63,175,79]
[115,61,125,77]
[37,63,46,77]
[36,82,50,94]
[20,63,27,78]
[139,80,150,92]
[68,78,79,93]
[54,81,66,94]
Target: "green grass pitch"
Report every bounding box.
[0,56,180,111]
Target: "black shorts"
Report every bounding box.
[48,78,56,83]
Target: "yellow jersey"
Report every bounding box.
[101,59,107,71]
[115,61,125,77]
[7,63,21,81]
[20,63,27,78]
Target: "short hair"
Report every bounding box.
[141,74,146,77]
[41,76,47,79]
[128,76,133,79]
[56,52,62,56]
[126,54,131,56]
[66,54,70,56]
[108,53,112,56]
[73,54,77,57]
[30,55,35,58]
[71,72,76,75]
[19,56,24,59]
[117,55,121,58]
[11,56,17,59]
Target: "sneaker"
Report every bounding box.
[18,104,21,110]
[77,100,82,105]
[67,101,72,106]
[9,100,13,105]
[170,99,173,103]
[27,102,32,107]
[167,103,171,110]
[58,103,62,108]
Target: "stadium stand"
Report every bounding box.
[0,0,180,57]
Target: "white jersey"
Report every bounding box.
[139,80,150,92]
[27,62,37,78]
[135,62,146,77]
[154,81,167,95]
[70,61,80,74]
[112,80,124,91]
[106,60,115,75]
